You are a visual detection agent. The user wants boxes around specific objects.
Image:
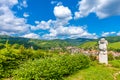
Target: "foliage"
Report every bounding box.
[89,54,97,61]
[108,53,115,61]
[13,54,91,80]
[0,45,53,78]
[0,49,21,78]
[115,56,120,60]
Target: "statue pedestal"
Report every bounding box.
[99,53,108,64]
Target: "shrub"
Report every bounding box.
[13,54,91,80]
[108,53,115,61]
[89,54,97,61]
[0,49,22,78]
[0,47,55,78]
[115,56,120,60]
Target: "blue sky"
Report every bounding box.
[0,0,120,39]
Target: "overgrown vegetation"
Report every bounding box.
[0,40,91,79]
[0,41,54,78]
[13,54,90,80]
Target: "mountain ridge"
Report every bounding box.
[0,35,120,50]
[0,35,94,49]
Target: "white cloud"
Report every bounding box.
[54,5,72,21]
[102,32,110,37]
[35,21,40,24]
[101,32,116,37]
[43,26,98,39]
[32,4,97,39]
[117,32,120,36]
[0,0,30,35]
[30,4,73,38]
[0,1,98,39]
[23,13,29,17]
[75,0,120,19]
[31,20,52,30]
[22,33,40,39]
[0,0,18,7]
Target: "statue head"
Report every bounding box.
[99,38,106,44]
[100,38,105,41]
[98,38,108,51]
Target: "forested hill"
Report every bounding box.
[1,35,119,50]
[79,36,120,52]
[64,38,94,46]
[105,36,120,43]
[0,35,93,49]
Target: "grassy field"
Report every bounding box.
[108,42,120,50]
[79,41,120,52]
[79,41,97,50]
[65,61,120,80]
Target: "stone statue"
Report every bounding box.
[98,38,108,64]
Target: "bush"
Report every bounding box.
[89,54,97,61]
[115,56,120,60]
[0,49,23,78]
[0,47,55,78]
[108,53,115,61]
[13,54,91,80]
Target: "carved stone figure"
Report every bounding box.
[98,38,108,64]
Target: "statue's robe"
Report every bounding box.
[98,40,108,64]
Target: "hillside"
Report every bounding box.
[1,35,120,51]
[105,36,120,43]
[79,41,98,50]
[79,36,120,52]
[65,38,94,46]
[0,35,71,49]
[0,35,93,50]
